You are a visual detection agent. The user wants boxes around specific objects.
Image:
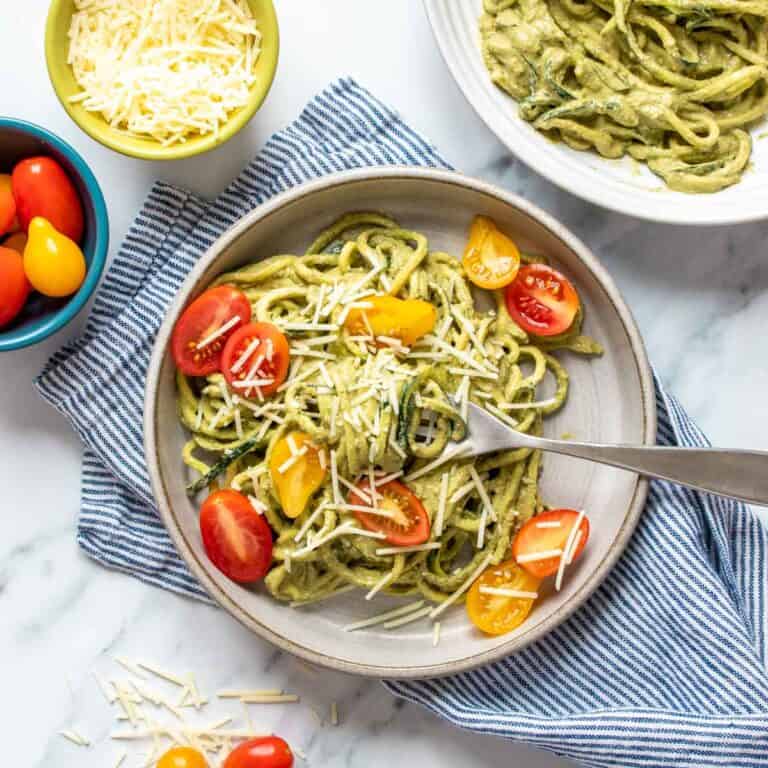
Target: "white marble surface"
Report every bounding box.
[2,2,767,767]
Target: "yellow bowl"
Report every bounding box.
[45,0,279,161]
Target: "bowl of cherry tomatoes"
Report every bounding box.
[0,117,108,351]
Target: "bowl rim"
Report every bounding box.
[422,0,768,226]
[0,117,109,352]
[144,166,656,678]
[44,0,280,161]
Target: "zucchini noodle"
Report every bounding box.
[480,0,768,192]
[176,214,602,609]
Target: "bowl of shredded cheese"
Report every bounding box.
[45,0,279,161]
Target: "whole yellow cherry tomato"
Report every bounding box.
[269,432,327,519]
[23,217,86,297]
[157,746,208,768]
[462,215,521,290]
[344,295,436,347]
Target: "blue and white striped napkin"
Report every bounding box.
[36,79,768,768]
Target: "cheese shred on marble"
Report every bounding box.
[73,656,327,766]
[59,729,90,747]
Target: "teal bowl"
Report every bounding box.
[0,118,108,351]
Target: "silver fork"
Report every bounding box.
[452,403,768,507]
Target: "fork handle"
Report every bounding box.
[526,437,768,507]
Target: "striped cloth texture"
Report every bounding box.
[35,79,768,768]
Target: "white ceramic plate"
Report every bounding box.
[145,168,655,678]
[424,0,768,225]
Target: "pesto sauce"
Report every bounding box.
[480,0,768,193]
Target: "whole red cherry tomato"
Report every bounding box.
[0,246,31,327]
[223,736,293,768]
[12,157,84,242]
[0,174,17,236]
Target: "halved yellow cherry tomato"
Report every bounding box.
[466,558,540,636]
[462,215,521,290]
[157,746,208,768]
[23,216,86,297]
[344,295,436,347]
[269,432,328,519]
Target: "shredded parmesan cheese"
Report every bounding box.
[375,543,441,556]
[429,552,494,620]
[469,466,496,523]
[555,510,586,591]
[73,0,261,145]
[240,693,299,704]
[365,569,396,601]
[517,548,563,563]
[404,444,471,482]
[485,403,520,428]
[136,661,187,687]
[59,729,90,747]
[344,601,425,632]
[277,448,307,474]
[500,397,558,410]
[230,338,261,374]
[450,480,475,504]
[330,449,341,505]
[567,530,583,564]
[382,605,433,629]
[194,316,241,350]
[330,503,394,518]
[479,586,539,599]
[434,472,449,537]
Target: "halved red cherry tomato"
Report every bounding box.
[349,479,430,547]
[512,509,590,578]
[0,246,31,328]
[157,746,208,768]
[222,322,290,399]
[12,157,84,242]
[172,285,251,376]
[0,175,17,236]
[462,215,520,289]
[467,558,540,636]
[200,489,273,583]
[223,736,293,768]
[504,264,579,337]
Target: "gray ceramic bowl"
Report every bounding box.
[144,167,655,678]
